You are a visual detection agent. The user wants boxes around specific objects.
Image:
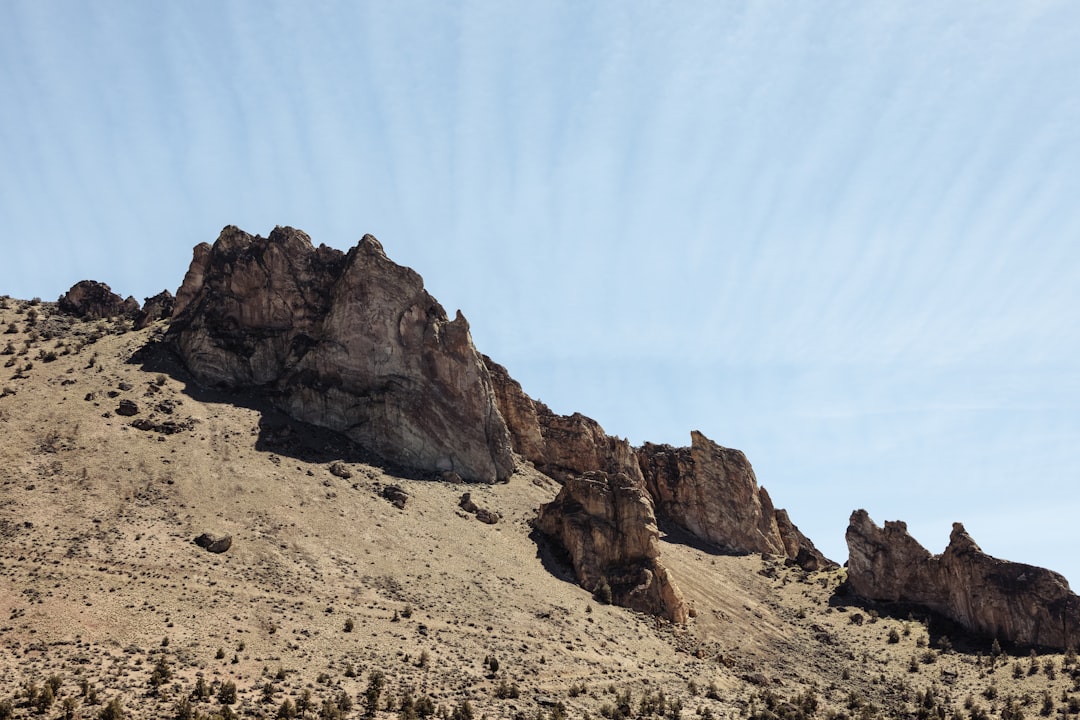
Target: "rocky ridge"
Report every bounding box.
[167,226,514,484]
[60,226,824,620]
[846,509,1080,650]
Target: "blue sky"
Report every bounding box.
[2,2,1079,583]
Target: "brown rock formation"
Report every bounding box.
[846,509,1080,649]
[134,290,175,329]
[168,226,514,483]
[638,432,831,570]
[58,280,139,319]
[535,471,689,623]
[483,355,642,483]
[194,533,232,554]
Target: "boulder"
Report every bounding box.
[58,280,139,319]
[380,484,409,509]
[845,509,1080,649]
[535,471,689,623]
[116,399,139,416]
[194,533,232,554]
[167,226,515,483]
[638,431,832,570]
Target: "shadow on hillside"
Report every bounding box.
[529,527,585,591]
[656,517,754,558]
[127,337,431,481]
[827,586,1004,656]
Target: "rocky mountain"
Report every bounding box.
[2,228,1080,719]
[846,509,1080,650]
[168,226,515,484]
[162,226,833,620]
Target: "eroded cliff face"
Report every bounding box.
[846,509,1080,649]
[484,355,831,571]
[637,432,831,571]
[166,224,831,622]
[168,226,514,484]
[535,471,690,623]
[482,356,643,483]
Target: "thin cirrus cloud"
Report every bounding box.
[0,1,1078,581]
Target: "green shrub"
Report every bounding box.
[98,697,125,720]
[217,681,237,705]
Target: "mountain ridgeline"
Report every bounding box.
[57,225,1080,649]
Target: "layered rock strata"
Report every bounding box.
[168,226,514,483]
[535,471,689,623]
[846,509,1080,649]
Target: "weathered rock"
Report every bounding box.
[845,509,1080,649]
[328,462,352,480]
[638,431,832,570]
[483,355,642,483]
[459,492,479,514]
[487,355,831,575]
[380,484,408,509]
[167,226,515,483]
[134,290,175,329]
[459,492,499,523]
[474,507,500,525]
[58,280,139,319]
[194,533,232,554]
[130,417,195,435]
[116,399,139,416]
[535,471,689,623]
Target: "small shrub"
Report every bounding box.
[450,700,474,720]
[174,697,193,720]
[594,578,613,605]
[344,617,355,632]
[98,697,125,720]
[217,681,237,705]
[494,679,520,699]
[887,628,901,644]
[36,685,55,713]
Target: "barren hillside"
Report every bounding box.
[1,298,1078,720]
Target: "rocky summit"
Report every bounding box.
[846,509,1080,649]
[168,225,515,484]
[165,226,833,617]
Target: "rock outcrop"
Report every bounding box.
[486,357,830,571]
[194,533,232,554]
[535,471,689,623]
[483,356,642,483]
[168,226,514,483]
[846,509,1080,649]
[638,432,832,570]
[58,280,139,319]
[134,290,175,329]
